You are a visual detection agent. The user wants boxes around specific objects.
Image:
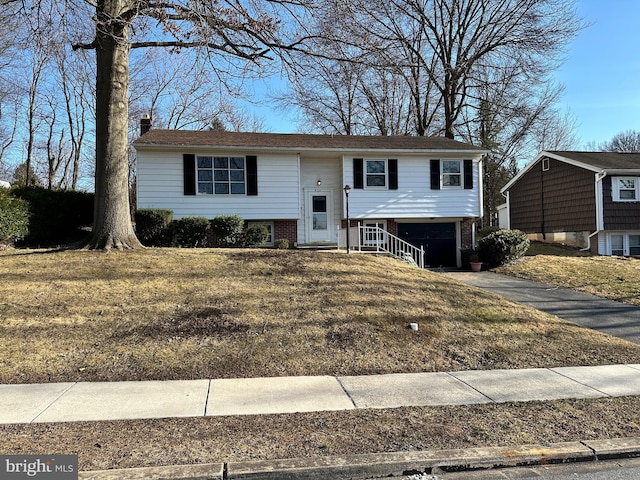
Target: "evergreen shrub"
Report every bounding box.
[10,186,93,245]
[135,209,173,246]
[477,229,530,268]
[0,189,29,243]
[173,216,210,247]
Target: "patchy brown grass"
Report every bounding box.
[498,245,640,306]
[1,248,638,384]
[2,397,640,471]
[2,247,640,473]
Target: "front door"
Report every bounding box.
[306,191,334,243]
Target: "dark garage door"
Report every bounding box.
[398,223,457,267]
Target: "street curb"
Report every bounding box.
[79,437,640,480]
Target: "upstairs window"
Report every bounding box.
[442,160,462,187]
[366,160,387,187]
[613,177,640,202]
[353,158,398,190]
[197,156,245,195]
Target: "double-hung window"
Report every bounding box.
[610,233,640,256]
[613,177,640,201]
[197,156,245,195]
[442,160,462,187]
[365,159,387,187]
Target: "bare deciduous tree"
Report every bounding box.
[14,0,316,249]
[600,130,640,153]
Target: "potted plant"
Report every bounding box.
[469,252,483,272]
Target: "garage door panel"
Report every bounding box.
[398,223,456,267]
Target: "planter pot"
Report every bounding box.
[470,262,482,272]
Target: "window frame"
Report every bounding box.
[612,176,640,202]
[441,159,463,189]
[364,158,388,189]
[608,232,640,256]
[196,154,247,195]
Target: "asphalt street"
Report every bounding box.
[402,457,640,479]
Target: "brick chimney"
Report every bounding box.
[140,115,152,135]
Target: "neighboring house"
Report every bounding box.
[134,128,486,267]
[0,180,10,189]
[501,150,640,255]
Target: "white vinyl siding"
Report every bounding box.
[137,150,299,219]
[343,156,481,218]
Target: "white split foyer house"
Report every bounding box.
[134,123,487,268]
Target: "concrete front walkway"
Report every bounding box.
[2,364,640,424]
[443,270,640,344]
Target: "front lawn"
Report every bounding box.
[1,248,638,384]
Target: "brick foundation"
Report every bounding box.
[273,220,298,246]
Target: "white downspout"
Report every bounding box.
[582,171,606,252]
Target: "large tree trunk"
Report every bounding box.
[86,1,141,249]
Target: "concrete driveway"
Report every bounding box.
[442,270,640,344]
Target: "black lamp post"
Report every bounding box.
[344,185,351,253]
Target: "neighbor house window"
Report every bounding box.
[365,159,386,187]
[630,235,640,256]
[609,233,640,256]
[611,234,624,256]
[613,177,639,201]
[442,160,462,187]
[248,222,274,246]
[197,155,245,194]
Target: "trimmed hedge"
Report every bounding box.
[135,209,173,246]
[210,214,244,247]
[0,189,29,243]
[174,216,210,247]
[10,186,93,245]
[477,228,530,268]
[242,224,269,247]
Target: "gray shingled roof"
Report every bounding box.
[134,129,485,152]
[549,151,640,170]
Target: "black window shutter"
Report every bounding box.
[246,155,258,195]
[353,158,364,189]
[183,154,196,195]
[430,159,441,190]
[464,159,473,189]
[388,159,398,190]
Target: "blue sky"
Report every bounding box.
[555,0,640,148]
[257,1,639,149]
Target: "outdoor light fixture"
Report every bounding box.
[344,185,351,253]
[317,179,322,186]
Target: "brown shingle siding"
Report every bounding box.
[602,176,640,230]
[508,157,596,234]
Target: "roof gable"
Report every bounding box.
[133,130,486,154]
[547,151,640,170]
[502,150,640,193]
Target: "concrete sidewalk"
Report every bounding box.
[443,270,640,344]
[2,364,640,424]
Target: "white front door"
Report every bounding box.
[306,190,334,243]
